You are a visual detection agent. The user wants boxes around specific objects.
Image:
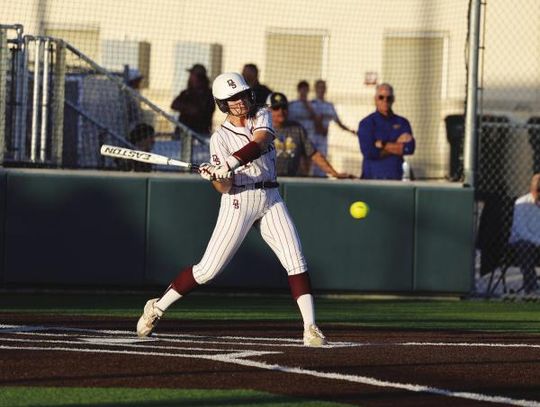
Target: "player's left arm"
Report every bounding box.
[218,109,275,174]
[251,128,275,152]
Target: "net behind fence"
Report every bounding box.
[2,0,474,177]
[1,0,540,297]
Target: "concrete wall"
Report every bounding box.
[0,170,474,293]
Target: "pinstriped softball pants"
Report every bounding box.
[192,187,307,284]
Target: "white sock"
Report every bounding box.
[155,287,182,312]
[296,294,315,330]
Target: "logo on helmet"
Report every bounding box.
[227,79,237,89]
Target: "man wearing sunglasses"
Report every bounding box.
[357,83,415,180]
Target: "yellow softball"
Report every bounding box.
[349,201,369,219]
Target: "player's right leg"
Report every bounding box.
[259,194,327,347]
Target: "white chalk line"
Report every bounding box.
[0,336,282,356]
[401,341,540,349]
[0,325,354,348]
[0,344,279,360]
[2,325,539,350]
[1,343,539,407]
[2,325,540,406]
[214,355,540,407]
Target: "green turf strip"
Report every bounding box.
[0,293,539,333]
[0,387,352,407]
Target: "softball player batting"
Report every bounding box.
[137,72,327,347]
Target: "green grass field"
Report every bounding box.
[0,387,352,407]
[1,292,540,332]
[1,292,539,406]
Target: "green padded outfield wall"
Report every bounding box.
[146,177,219,284]
[4,171,147,285]
[0,171,475,293]
[414,186,475,292]
[146,177,286,288]
[0,170,6,283]
[283,180,416,291]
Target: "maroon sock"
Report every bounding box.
[170,266,199,295]
[288,272,312,301]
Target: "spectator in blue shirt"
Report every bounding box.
[357,83,415,180]
[509,173,540,294]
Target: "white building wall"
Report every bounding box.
[3,0,539,176]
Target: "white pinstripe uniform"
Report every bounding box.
[137,72,326,347]
[192,107,307,284]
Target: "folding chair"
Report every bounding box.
[477,194,516,297]
[486,244,519,295]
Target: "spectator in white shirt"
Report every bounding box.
[311,80,356,176]
[509,173,540,293]
[288,80,318,175]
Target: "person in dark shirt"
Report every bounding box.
[171,64,215,163]
[357,83,415,180]
[268,92,353,178]
[171,64,215,135]
[242,63,272,106]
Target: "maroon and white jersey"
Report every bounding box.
[210,108,277,187]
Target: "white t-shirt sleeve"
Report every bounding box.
[509,194,540,246]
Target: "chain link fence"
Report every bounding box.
[0,25,203,171]
[2,0,475,179]
[472,1,540,298]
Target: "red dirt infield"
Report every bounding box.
[1,313,539,407]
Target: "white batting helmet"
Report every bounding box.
[212,72,254,113]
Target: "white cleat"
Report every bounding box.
[136,298,163,337]
[303,324,327,347]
